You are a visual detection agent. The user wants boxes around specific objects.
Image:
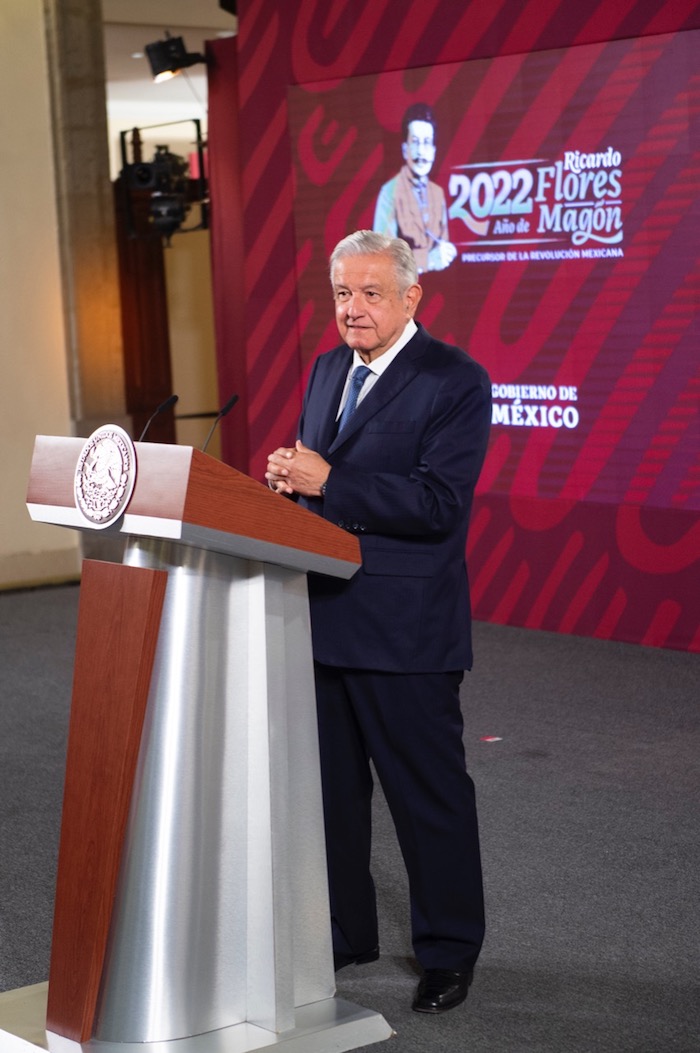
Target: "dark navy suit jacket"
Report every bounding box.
[297,323,491,674]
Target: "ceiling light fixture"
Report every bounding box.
[145,32,206,84]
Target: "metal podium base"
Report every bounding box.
[0,984,394,1053]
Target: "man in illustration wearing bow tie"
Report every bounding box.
[373,102,457,273]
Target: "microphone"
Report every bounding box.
[201,393,239,454]
[137,394,179,442]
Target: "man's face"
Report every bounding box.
[332,253,422,363]
[402,119,436,180]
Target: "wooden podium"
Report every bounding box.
[0,435,393,1052]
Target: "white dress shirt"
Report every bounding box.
[336,319,418,420]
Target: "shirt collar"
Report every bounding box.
[404,165,427,189]
[351,319,418,376]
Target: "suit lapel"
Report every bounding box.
[306,350,352,455]
[328,328,428,453]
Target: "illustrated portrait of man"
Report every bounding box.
[373,102,457,274]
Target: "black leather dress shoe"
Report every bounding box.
[412,968,474,1013]
[333,948,380,972]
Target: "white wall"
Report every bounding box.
[0,0,79,587]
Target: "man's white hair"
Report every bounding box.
[330,230,419,293]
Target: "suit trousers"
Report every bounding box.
[314,662,485,972]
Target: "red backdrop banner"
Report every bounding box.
[288,32,699,515]
[208,0,700,651]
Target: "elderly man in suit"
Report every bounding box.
[266,230,491,1014]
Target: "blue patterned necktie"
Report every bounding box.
[337,364,371,432]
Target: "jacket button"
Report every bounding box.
[337,519,345,528]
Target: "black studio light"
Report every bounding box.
[145,33,206,83]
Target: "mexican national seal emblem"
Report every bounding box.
[74,425,137,527]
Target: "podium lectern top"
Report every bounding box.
[27,436,361,579]
[20,435,392,1053]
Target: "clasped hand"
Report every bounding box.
[428,240,457,271]
[266,440,330,497]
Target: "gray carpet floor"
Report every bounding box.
[1,583,698,1052]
